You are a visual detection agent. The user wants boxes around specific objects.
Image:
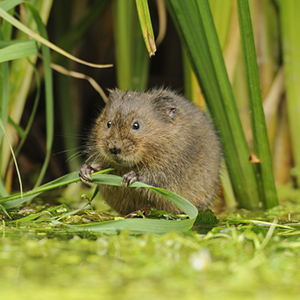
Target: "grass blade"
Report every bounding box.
[0,7,112,68]
[0,0,23,11]
[135,0,156,56]
[209,0,232,49]
[1,170,198,234]
[131,22,150,90]
[237,0,278,208]
[70,173,198,234]
[0,119,23,197]
[14,61,41,157]
[0,2,54,187]
[115,0,149,90]
[68,174,199,234]
[165,0,260,208]
[24,3,54,187]
[0,29,10,195]
[115,0,134,90]
[0,40,38,63]
[279,1,300,187]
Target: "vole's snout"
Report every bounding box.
[109,146,121,155]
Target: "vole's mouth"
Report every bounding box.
[109,154,134,166]
[111,155,124,164]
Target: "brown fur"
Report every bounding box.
[83,88,221,215]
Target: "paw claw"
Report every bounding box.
[79,164,97,182]
[122,171,138,186]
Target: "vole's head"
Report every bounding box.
[89,89,178,167]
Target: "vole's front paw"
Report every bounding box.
[79,164,98,182]
[122,171,138,186]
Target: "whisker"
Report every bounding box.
[66,151,84,163]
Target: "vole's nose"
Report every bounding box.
[110,146,121,155]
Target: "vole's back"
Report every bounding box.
[85,88,221,215]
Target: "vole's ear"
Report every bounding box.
[165,106,177,119]
[153,95,177,120]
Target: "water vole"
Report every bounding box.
[79,88,221,215]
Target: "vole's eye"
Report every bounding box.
[107,121,112,128]
[132,122,140,130]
